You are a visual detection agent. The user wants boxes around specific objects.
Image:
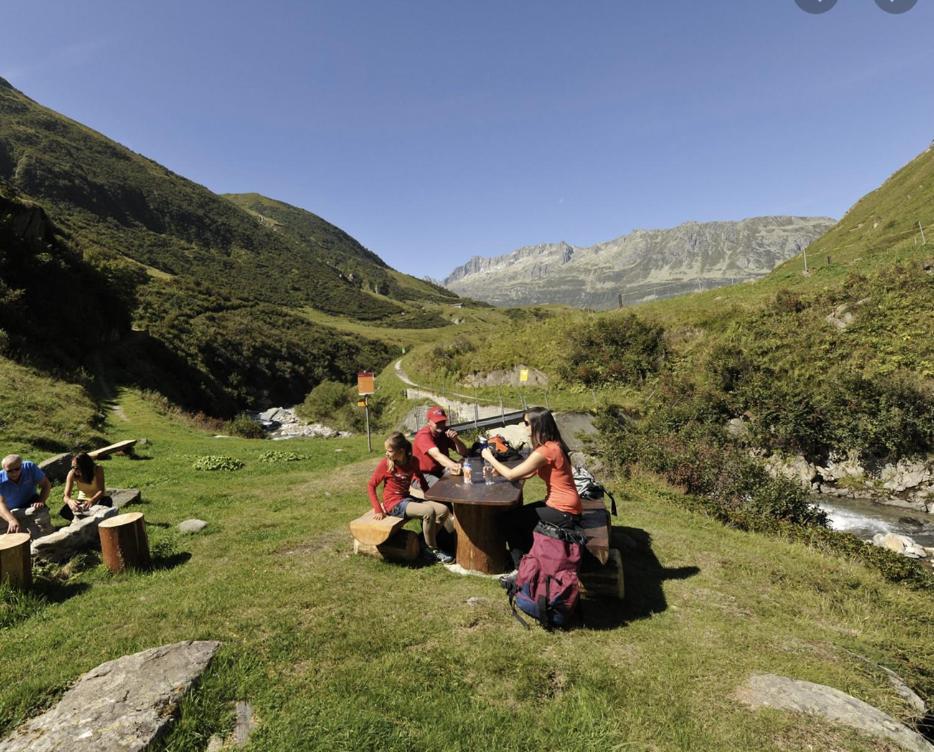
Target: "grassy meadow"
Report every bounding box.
[1,391,931,751]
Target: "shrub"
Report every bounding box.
[559,314,667,387]
[193,455,244,472]
[225,413,266,439]
[258,450,305,463]
[296,379,390,433]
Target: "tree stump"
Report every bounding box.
[0,533,32,588]
[98,512,151,572]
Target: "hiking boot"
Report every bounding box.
[429,548,455,565]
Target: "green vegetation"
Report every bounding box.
[0,392,930,751]
[192,455,246,472]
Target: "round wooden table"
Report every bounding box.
[425,465,523,574]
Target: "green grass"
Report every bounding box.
[1,391,930,751]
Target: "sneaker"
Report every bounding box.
[429,548,455,565]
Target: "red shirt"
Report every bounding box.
[412,425,454,476]
[367,457,427,514]
[533,441,582,515]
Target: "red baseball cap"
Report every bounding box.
[427,406,447,423]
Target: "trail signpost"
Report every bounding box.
[357,371,375,452]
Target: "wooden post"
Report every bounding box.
[0,533,32,588]
[98,512,151,572]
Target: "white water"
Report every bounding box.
[815,495,934,547]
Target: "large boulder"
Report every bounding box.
[881,459,933,493]
[0,640,221,752]
[735,673,933,752]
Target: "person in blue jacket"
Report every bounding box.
[0,453,53,537]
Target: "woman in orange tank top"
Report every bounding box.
[481,406,582,569]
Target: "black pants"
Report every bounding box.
[506,501,581,568]
[60,495,113,521]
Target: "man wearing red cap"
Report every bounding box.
[413,406,469,486]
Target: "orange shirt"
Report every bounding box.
[533,441,581,515]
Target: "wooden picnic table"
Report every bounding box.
[425,459,524,574]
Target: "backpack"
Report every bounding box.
[504,522,586,629]
[573,465,617,516]
[488,434,523,461]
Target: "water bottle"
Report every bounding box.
[462,460,473,484]
[483,460,494,485]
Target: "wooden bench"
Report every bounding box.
[578,495,624,600]
[89,439,137,460]
[350,510,420,562]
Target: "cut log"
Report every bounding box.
[0,533,32,588]
[88,439,137,460]
[580,547,624,600]
[353,529,420,562]
[98,512,151,572]
[349,510,407,546]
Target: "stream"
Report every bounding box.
[814,495,934,547]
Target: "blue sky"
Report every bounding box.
[2,1,932,280]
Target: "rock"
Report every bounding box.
[825,304,855,330]
[735,673,933,752]
[726,418,750,440]
[0,640,221,752]
[816,450,866,483]
[881,459,932,493]
[871,533,927,558]
[462,366,549,388]
[178,519,207,534]
[38,453,73,484]
[31,489,141,563]
[765,454,817,488]
[466,597,488,607]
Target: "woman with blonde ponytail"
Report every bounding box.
[367,432,456,564]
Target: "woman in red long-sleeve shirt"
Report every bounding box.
[368,432,456,564]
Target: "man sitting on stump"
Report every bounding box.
[0,454,54,537]
[413,406,469,487]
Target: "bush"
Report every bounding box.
[296,380,390,433]
[258,450,305,463]
[559,314,667,387]
[225,413,266,439]
[193,455,244,472]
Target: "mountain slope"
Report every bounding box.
[0,77,459,414]
[223,192,458,306]
[444,216,835,308]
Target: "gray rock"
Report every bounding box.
[882,459,932,493]
[726,417,750,439]
[765,453,817,488]
[38,453,72,484]
[0,640,221,752]
[178,519,208,534]
[30,489,140,563]
[735,673,933,752]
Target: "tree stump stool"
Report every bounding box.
[353,529,421,562]
[0,533,32,588]
[98,512,151,572]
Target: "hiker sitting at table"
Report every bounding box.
[60,452,114,522]
[0,453,54,537]
[481,407,582,569]
[413,406,469,486]
[368,432,457,564]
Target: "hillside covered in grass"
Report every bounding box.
[0,77,479,420]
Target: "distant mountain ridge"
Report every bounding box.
[444,216,835,308]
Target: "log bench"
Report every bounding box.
[578,495,625,600]
[89,439,138,460]
[350,510,420,562]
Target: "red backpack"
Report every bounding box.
[504,522,585,629]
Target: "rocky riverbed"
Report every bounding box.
[249,407,349,440]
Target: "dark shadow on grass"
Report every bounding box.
[145,520,170,528]
[150,551,192,571]
[581,526,700,631]
[31,578,91,604]
[918,711,934,743]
